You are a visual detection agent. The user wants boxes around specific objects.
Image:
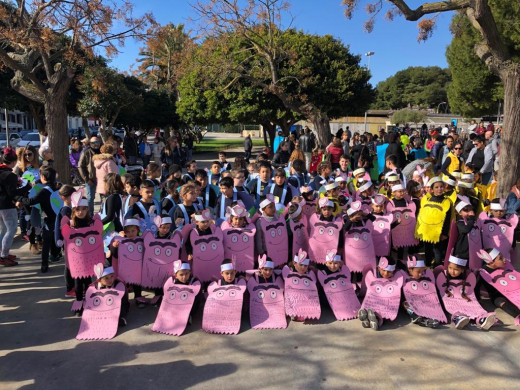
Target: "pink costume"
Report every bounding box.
[202,279,246,334]
[248,274,287,329]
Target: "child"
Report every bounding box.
[121,174,141,217]
[477,248,520,324]
[183,160,198,183]
[161,179,180,220]
[287,200,309,262]
[124,179,160,233]
[255,194,288,268]
[436,255,496,330]
[218,152,232,172]
[255,255,276,283]
[100,173,124,233]
[265,168,293,206]
[478,198,518,257]
[110,218,146,307]
[282,249,320,321]
[415,177,452,267]
[95,266,129,327]
[194,169,218,209]
[232,169,249,193]
[309,146,325,175]
[55,184,75,297]
[152,260,201,336]
[21,166,61,273]
[220,258,239,285]
[209,160,222,186]
[371,194,395,258]
[336,154,350,181]
[172,183,200,229]
[300,186,317,221]
[355,180,374,214]
[288,159,307,191]
[402,256,444,328]
[307,197,343,265]
[142,162,162,202]
[359,257,402,330]
[247,161,272,208]
[61,190,102,314]
[443,177,458,205]
[347,167,366,195]
[186,209,224,283]
[221,203,256,272]
[386,183,417,259]
[448,195,482,271]
[335,176,349,197]
[216,177,254,221]
[311,161,331,191]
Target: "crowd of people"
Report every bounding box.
[1,120,520,338]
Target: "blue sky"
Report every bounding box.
[110,0,455,86]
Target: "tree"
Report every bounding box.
[373,66,451,110]
[0,1,153,183]
[193,0,372,146]
[391,109,427,127]
[78,66,139,141]
[446,13,503,118]
[343,0,520,197]
[136,23,193,100]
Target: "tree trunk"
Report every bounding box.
[28,102,45,134]
[262,122,276,152]
[45,97,71,184]
[311,112,332,148]
[496,70,520,197]
[278,120,294,137]
[82,117,91,138]
[98,119,110,143]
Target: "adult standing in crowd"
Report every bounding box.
[467,135,495,185]
[138,133,153,167]
[93,144,119,201]
[152,137,165,163]
[184,132,194,162]
[326,137,344,170]
[341,131,350,160]
[78,136,101,215]
[161,136,186,174]
[244,134,253,162]
[384,132,406,169]
[299,127,315,172]
[0,148,23,266]
[123,129,139,165]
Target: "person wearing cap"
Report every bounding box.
[457,175,482,213]
[450,195,481,270]
[255,254,277,283]
[264,168,293,207]
[95,266,129,327]
[347,167,366,195]
[443,177,458,205]
[441,140,464,180]
[379,171,401,198]
[402,256,440,328]
[220,259,239,285]
[476,248,520,323]
[255,194,287,261]
[154,215,174,239]
[438,254,496,330]
[481,198,518,255]
[415,177,453,267]
[185,209,215,262]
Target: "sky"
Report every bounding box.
[110,0,455,86]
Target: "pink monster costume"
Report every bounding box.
[343,221,376,272]
[191,224,225,283]
[77,264,125,340]
[152,276,201,336]
[361,269,403,320]
[372,213,393,257]
[248,274,287,329]
[307,213,343,264]
[141,231,182,288]
[282,262,321,320]
[258,215,289,267]
[112,237,143,285]
[400,268,447,323]
[318,264,360,321]
[477,212,518,258]
[202,279,247,334]
[61,215,104,278]
[221,221,256,272]
[436,271,491,320]
[386,198,419,247]
[479,265,520,309]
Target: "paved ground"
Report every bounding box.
[2,236,520,389]
[2,133,520,389]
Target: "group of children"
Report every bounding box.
[20,151,520,338]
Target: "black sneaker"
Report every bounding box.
[358,309,370,328]
[118,317,127,327]
[426,318,440,328]
[413,316,427,327]
[41,265,49,273]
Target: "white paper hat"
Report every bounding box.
[448,255,468,267]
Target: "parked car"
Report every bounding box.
[0,133,22,149]
[16,132,41,150]
[69,128,85,139]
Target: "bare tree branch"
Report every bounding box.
[388,0,471,21]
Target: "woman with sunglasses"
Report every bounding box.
[441,141,464,181]
[14,146,43,254]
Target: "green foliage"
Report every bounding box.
[445,8,512,117]
[390,109,426,125]
[373,66,450,110]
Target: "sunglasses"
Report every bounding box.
[24,153,33,157]
[454,148,462,150]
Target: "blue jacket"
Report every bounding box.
[506,192,520,217]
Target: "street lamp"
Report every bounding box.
[365,51,375,71]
